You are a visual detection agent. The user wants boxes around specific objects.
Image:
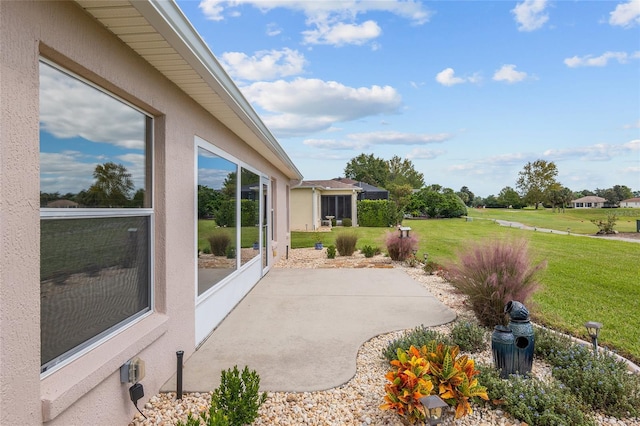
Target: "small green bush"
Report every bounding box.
[208,231,231,256]
[450,320,486,353]
[443,238,545,327]
[422,260,443,275]
[382,325,451,362]
[384,231,418,261]
[478,366,595,426]
[212,366,267,426]
[335,232,358,256]
[202,246,212,254]
[342,217,352,227]
[326,245,336,259]
[177,409,229,426]
[225,246,235,259]
[360,245,379,258]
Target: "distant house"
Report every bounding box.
[620,197,640,208]
[291,180,362,230]
[332,177,389,200]
[571,196,607,208]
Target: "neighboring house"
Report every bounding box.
[620,197,640,208]
[571,196,607,208]
[333,177,389,200]
[291,180,362,230]
[0,1,302,425]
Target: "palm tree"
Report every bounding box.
[87,162,134,207]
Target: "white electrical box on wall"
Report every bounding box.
[120,357,145,383]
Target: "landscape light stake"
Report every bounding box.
[423,253,429,263]
[585,321,602,356]
[419,395,448,425]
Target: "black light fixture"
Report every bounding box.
[419,395,448,425]
[585,321,602,355]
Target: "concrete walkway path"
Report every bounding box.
[162,268,456,393]
[494,219,640,243]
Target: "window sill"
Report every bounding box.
[41,313,169,422]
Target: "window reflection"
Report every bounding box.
[197,147,237,295]
[241,168,260,266]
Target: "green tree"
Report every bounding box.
[457,186,475,207]
[87,162,134,207]
[409,186,467,218]
[497,186,524,209]
[596,185,633,206]
[387,183,414,217]
[516,160,558,209]
[387,155,424,188]
[344,153,389,188]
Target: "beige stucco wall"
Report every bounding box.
[0,1,294,424]
[290,188,315,231]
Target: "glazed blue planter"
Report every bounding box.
[509,319,535,375]
[491,325,515,378]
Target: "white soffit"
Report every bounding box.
[74,0,302,180]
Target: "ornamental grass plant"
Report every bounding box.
[335,231,358,256]
[443,238,545,327]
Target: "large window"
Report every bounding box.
[39,60,153,374]
[197,147,238,295]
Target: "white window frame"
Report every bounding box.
[39,59,154,377]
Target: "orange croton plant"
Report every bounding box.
[381,342,489,422]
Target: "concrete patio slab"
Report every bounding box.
[162,268,456,393]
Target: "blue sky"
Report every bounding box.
[176,0,639,197]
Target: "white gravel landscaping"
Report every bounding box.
[129,248,639,426]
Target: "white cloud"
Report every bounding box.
[303,131,451,151]
[406,148,446,160]
[219,48,306,81]
[302,20,381,46]
[240,78,402,136]
[512,0,549,31]
[40,63,146,150]
[623,119,640,129]
[197,1,431,46]
[564,51,638,67]
[609,0,640,28]
[266,22,281,36]
[493,64,528,83]
[543,140,640,161]
[435,68,481,86]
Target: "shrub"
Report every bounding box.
[546,344,640,418]
[419,341,488,418]
[383,325,451,362]
[326,245,336,259]
[225,246,235,259]
[443,238,545,327]
[177,366,265,426]
[478,366,595,426]
[422,260,443,275]
[335,232,358,256]
[450,320,486,353]
[208,231,231,256]
[590,213,618,234]
[202,246,212,255]
[211,366,267,426]
[342,217,352,227]
[385,231,418,261]
[380,346,434,424]
[360,245,379,258]
[357,199,398,227]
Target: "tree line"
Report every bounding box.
[343,154,637,217]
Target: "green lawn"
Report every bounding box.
[291,217,640,363]
[467,207,640,234]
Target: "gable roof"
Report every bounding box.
[74,0,302,181]
[332,178,388,193]
[621,197,640,203]
[571,196,607,203]
[294,180,363,191]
